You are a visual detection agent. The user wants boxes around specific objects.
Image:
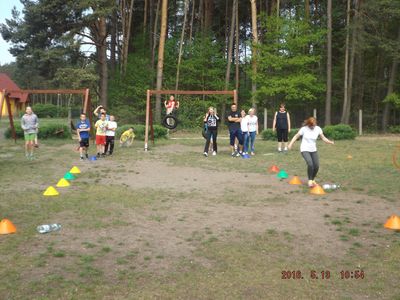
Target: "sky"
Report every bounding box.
[0,0,23,65]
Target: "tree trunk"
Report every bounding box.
[144,0,148,33]
[120,0,135,75]
[110,7,118,74]
[151,0,161,72]
[155,0,168,122]
[325,0,332,125]
[98,17,108,107]
[189,0,195,42]
[175,0,189,91]
[382,28,400,131]
[250,0,259,107]
[343,0,361,124]
[204,0,214,31]
[225,0,236,91]
[305,0,310,21]
[235,0,239,93]
[340,0,351,124]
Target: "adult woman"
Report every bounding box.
[247,108,259,155]
[203,107,220,157]
[272,103,291,152]
[288,117,334,187]
[240,110,249,155]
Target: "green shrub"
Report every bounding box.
[323,124,356,140]
[389,125,400,134]
[4,123,71,139]
[261,128,298,141]
[33,103,70,118]
[115,124,168,141]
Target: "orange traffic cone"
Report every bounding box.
[0,219,17,234]
[310,185,326,195]
[384,215,400,230]
[269,165,280,173]
[289,176,302,185]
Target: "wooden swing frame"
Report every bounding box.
[144,89,238,151]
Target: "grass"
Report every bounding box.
[0,132,399,299]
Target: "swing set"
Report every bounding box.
[144,89,238,151]
[0,88,93,142]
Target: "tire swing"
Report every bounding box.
[162,114,178,130]
[202,124,208,139]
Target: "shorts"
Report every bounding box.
[277,128,288,142]
[229,129,243,146]
[96,135,106,145]
[24,133,36,142]
[79,138,89,148]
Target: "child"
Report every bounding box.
[272,103,291,152]
[105,115,117,155]
[95,113,108,157]
[21,106,39,160]
[120,127,135,147]
[76,113,91,160]
[240,110,249,155]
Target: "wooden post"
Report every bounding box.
[264,108,267,130]
[313,108,317,119]
[5,94,17,143]
[83,88,90,114]
[233,89,238,105]
[0,89,5,120]
[359,109,362,135]
[144,89,151,151]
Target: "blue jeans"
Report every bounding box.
[249,131,256,152]
[242,132,249,153]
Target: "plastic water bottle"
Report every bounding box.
[322,184,340,190]
[37,224,62,234]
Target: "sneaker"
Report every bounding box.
[235,152,241,157]
[96,153,101,158]
[278,148,282,152]
[80,156,84,161]
[251,152,255,156]
[34,144,39,148]
[231,152,236,157]
[284,147,288,151]
[212,151,217,156]
[85,153,89,159]
[203,152,208,157]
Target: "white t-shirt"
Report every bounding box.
[106,121,118,136]
[298,125,322,152]
[247,115,258,132]
[240,117,248,132]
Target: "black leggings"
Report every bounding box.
[105,136,115,154]
[204,129,217,152]
[301,151,319,180]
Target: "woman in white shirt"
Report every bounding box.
[240,110,249,155]
[288,117,334,187]
[247,108,259,155]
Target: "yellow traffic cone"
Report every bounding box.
[43,186,59,196]
[70,166,81,174]
[56,178,70,188]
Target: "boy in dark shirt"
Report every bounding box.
[227,103,243,157]
[76,113,91,160]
